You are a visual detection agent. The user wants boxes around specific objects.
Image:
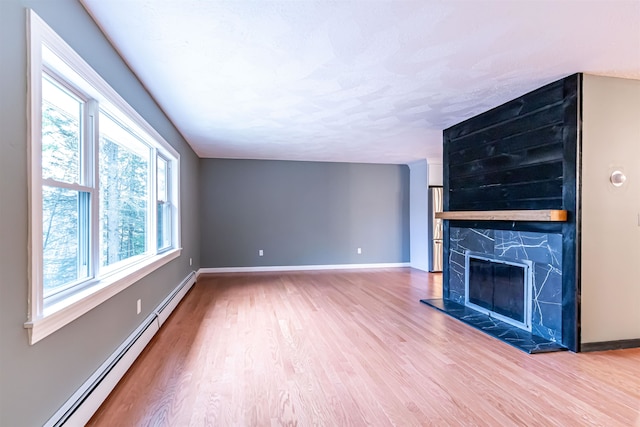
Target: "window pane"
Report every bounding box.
[157,201,171,250]
[41,76,82,184]
[157,156,171,250]
[99,112,150,267]
[157,157,168,202]
[42,186,90,294]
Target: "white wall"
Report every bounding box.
[428,163,443,186]
[409,160,429,271]
[580,74,640,344]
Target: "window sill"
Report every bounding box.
[24,248,181,345]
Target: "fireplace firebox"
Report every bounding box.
[465,251,533,332]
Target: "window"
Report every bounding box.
[156,155,172,251]
[98,110,151,269]
[41,76,90,297]
[26,11,181,344]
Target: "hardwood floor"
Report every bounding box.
[88,269,640,426]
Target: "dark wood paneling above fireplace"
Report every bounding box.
[441,74,581,352]
[444,78,574,211]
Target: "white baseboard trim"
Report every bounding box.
[45,271,197,427]
[198,262,410,275]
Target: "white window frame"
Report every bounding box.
[25,10,182,345]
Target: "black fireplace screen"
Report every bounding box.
[468,258,525,323]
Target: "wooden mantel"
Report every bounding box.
[436,209,568,222]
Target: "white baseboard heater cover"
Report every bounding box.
[45,271,196,427]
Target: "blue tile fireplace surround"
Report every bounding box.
[421,227,567,353]
[449,228,562,342]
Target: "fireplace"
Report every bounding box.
[421,227,565,352]
[465,252,533,332]
[425,74,581,351]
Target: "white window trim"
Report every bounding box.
[26,10,182,345]
[25,249,181,344]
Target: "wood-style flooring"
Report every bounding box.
[88,269,640,426]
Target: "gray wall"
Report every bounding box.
[580,74,640,344]
[200,159,410,267]
[409,160,429,271]
[0,1,200,425]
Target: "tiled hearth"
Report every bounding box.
[421,298,567,353]
[421,227,567,354]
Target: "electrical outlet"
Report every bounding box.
[259,249,264,256]
[136,299,141,314]
[189,257,192,266]
[357,247,362,254]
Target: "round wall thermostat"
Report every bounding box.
[610,170,626,187]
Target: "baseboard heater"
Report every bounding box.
[45,271,197,427]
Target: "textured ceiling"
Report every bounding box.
[80,0,640,164]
